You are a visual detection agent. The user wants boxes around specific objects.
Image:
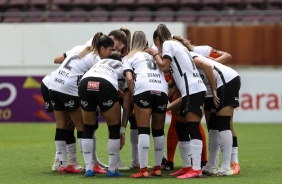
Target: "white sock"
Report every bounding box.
[66,143,78,166]
[207,130,220,167]
[53,152,59,165]
[138,134,149,169]
[178,141,191,168]
[231,147,239,163]
[82,139,94,171]
[77,138,82,154]
[130,129,139,164]
[219,130,233,169]
[108,139,120,172]
[92,131,99,164]
[190,139,202,170]
[153,135,164,166]
[55,140,68,167]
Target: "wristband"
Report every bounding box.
[120,127,126,134]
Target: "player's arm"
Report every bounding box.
[120,89,131,150]
[193,56,220,106]
[210,49,232,64]
[54,53,67,64]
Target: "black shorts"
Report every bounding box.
[78,77,119,112]
[49,90,80,112]
[40,82,53,112]
[179,91,206,117]
[204,97,215,111]
[133,90,168,114]
[216,76,241,111]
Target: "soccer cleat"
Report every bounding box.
[131,171,150,178]
[73,164,85,172]
[201,161,207,168]
[130,162,140,169]
[95,161,108,170]
[217,168,234,176]
[52,164,60,172]
[64,164,84,173]
[177,168,203,179]
[93,164,106,174]
[51,159,60,172]
[170,167,192,176]
[106,169,124,177]
[202,165,218,176]
[150,166,162,176]
[161,157,168,169]
[231,162,240,175]
[85,170,95,177]
[116,161,130,170]
[60,166,68,174]
[162,161,174,171]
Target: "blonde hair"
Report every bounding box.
[172,35,194,51]
[126,31,147,59]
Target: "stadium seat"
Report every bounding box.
[197,6,219,23]
[110,7,131,22]
[94,0,115,5]
[115,0,136,5]
[29,0,50,6]
[179,0,201,5]
[218,6,240,22]
[52,0,71,4]
[67,7,88,22]
[132,7,153,22]
[154,7,175,22]
[88,7,109,22]
[135,0,157,5]
[25,7,45,22]
[72,0,94,6]
[45,6,66,22]
[175,7,196,23]
[0,0,9,7]
[8,0,29,6]
[158,0,179,5]
[2,7,23,22]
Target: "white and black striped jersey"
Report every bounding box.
[191,52,239,97]
[123,51,168,96]
[42,72,54,88]
[193,45,213,57]
[82,58,125,90]
[49,45,100,96]
[162,40,206,97]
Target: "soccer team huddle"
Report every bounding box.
[41,23,241,178]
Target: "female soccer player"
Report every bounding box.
[123,31,168,178]
[145,24,219,179]
[49,32,114,174]
[78,53,125,177]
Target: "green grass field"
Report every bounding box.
[0,123,281,184]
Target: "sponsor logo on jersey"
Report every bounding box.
[80,100,88,107]
[45,102,50,109]
[158,104,167,111]
[140,100,149,106]
[103,100,113,106]
[65,100,75,107]
[87,81,100,91]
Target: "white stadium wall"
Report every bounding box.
[0,23,281,123]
